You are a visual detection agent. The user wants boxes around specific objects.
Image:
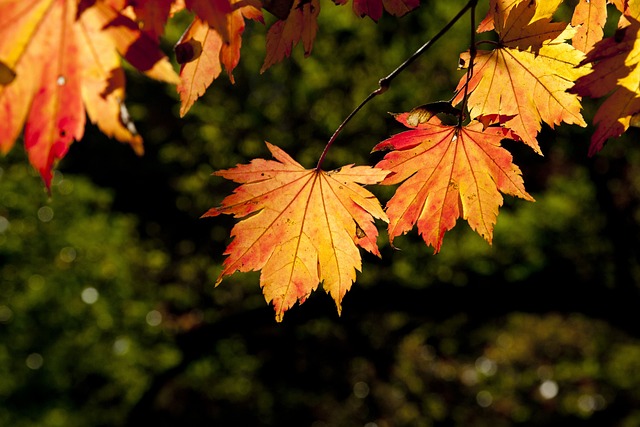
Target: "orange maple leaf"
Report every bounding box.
[260,0,320,73]
[373,115,534,253]
[0,0,179,187]
[175,2,262,116]
[570,6,640,155]
[454,0,590,153]
[185,0,234,42]
[571,0,607,53]
[203,142,389,321]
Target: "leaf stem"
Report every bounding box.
[316,0,479,170]
[458,0,477,126]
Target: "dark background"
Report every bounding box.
[2,1,640,426]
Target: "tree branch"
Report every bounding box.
[316,0,479,169]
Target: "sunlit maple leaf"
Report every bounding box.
[476,0,564,32]
[124,0,175,40]
[373,115,534,253]
[203,142,389,321]
[454,0,590,153]
[184,0,243,44]
[570,8,640,155]
[261,0,320,73]
[0,0,179,187]
[571,0,607,53]
[176,2,262,116]
[612,0,631,14]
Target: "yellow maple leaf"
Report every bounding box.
[570,5,640,155]
[203,142,389,321]
[454,0,590,153]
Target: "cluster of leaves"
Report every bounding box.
[0,0,413,187]
[2,0,640,320]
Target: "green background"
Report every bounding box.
[2,1,640,425]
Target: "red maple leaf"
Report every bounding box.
[261,0,320,73]
[0,0,179,187]
[374,114,533,253]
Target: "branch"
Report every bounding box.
[458,0,477,126]
[316,0,479,169]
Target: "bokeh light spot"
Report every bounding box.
[26,353,44,370]
[146,310,162,326]
[476,390,493,407]
[0,216,9,233]
[475,356,497,376]
[461,367,478,386]
[59,247,76,263]
[28,274,45,290]
[113,337,131,355]
[353,381,370,398]
[577,394,605,413]
[37,206,54,222]
[0,305,13,322]
[539,380,558,399]
[81,287,99,304]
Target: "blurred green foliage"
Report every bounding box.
[2,0,640,426]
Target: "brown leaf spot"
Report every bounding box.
[0,61,16,85]
[175,39,203,65]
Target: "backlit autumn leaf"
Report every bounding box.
[261,0,320,73]
[570,7,640,155]
[176,3,262,116]
[345,0,419,22]
[259,0,418,71]
[373,115,533,253]
[203,142,389,321]
[0,0,179,187]
[185,0,235,43]
[125,0,175,40]
[476,0,564,33]
[454,0,590,153]
[571,0,607,53]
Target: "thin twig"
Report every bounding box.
[316,0,479,170]
[458,0,477,126]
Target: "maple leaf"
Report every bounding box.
[345,0,419,22]
[373,115,533,253]
[122,0,175,40]
[260,0,320,73]
[476,0,564,32]
[185,0,235,43]
[203,142,389,321]
[175,2,263,116]
[454,0,590,153]
[571,0,607,53]
[570,9,640,155]
[570,0,640,141]
[0,0,179,187]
